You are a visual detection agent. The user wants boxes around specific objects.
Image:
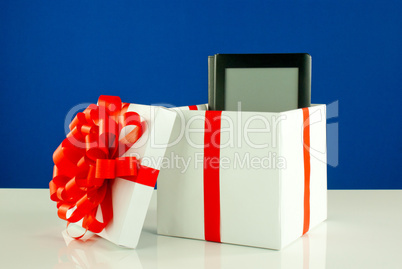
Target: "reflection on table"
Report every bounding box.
[56,214,327,269]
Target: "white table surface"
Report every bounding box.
[0,189,401,269]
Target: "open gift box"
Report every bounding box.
[157,105,327,249]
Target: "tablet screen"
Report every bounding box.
[224,67,299,112]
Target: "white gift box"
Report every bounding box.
[157,105,327,250]
[74,104,177,248]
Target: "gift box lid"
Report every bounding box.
[96,103,177,248]
[51,96,177,249]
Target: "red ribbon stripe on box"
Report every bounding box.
[49,95,158,237]
[202,109,312,241]
[302,107,311,235]
[203,110,222,242]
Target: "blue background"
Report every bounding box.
[1,0,401,189]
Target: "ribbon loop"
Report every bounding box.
[95,159,115,179]
[115,157,138,178]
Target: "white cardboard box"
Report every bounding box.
[157,105,327,249]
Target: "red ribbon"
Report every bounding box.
[50,95,154,236]
[203,110,222,242]
[302,107,311,235]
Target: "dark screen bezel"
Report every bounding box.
[213,53,311,111]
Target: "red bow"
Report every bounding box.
[50,95,144,236]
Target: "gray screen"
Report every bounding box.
[224,67,299,112]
